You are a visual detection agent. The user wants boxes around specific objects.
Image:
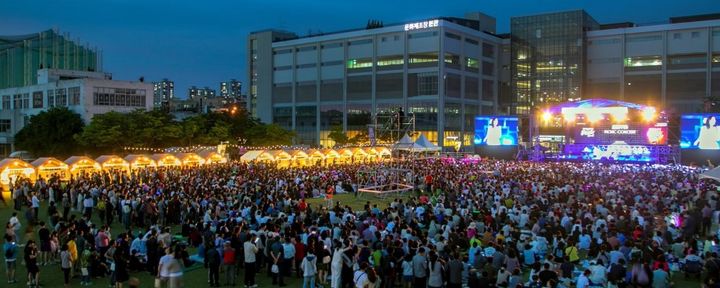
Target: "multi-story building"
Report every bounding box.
[220,79,242,98]
[511,10,599,114]
[188,86,216,100]
[1,29,101,90]
[510,11,720,115]
[152,78,174,108]
[584,14,720,114]
[0,68,153,155]
[248,13,504,148]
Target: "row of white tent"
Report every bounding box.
[395,133,442,152]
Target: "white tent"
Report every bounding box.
[395,134,424,151]
[414,134,442,152]
[700,166,720,182]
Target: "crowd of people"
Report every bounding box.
[2,158,720,288]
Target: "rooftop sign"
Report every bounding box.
[404,19,439,31]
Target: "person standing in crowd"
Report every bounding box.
[223,241,237,286]
[205,243,221,287]
[412,247,428,288]
[4,234,17,284]
[60,244,72,287]
[244,233,259,288]
[25,240,40,288]
[301,247,317,288]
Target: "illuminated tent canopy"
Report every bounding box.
[95,155,130,172]
[199,150,227,164]
[175,153,206,166]
[31,157,69,180]
[374,147,392,157]
[64,156,101,176]
[124,154,157,169]
[152,153,182,167]
[0,158,36,186]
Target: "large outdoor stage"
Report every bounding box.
[530,99,679,164]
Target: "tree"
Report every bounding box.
[15,107,85,157]
[75,111,131,154]
[246,124,295,146]
[327,125,349,146]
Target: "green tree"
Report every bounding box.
[327,125,349,146]
[75,111,130,154]
[15,107,85,157]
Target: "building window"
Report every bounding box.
[626,35,662,42]
[465,57,479,72]
[297,46,316,52]
[408,52,438,68]
[348,39,372,46]
[444,53,461,69]
[691,31,700,38]
[92,87,147,107]
[482,43,495,58]
[376,56,404,70]
[47,90,55,108]
[673,33,682,39]
[482,61,495,76]
[55,88,67,107]
[624,56,662,71]
[272,49,292,55]
[1,95,9,110]
[0,119,10,133]
[69,87,81,105]
[375,73,403,100]
[321,43,343,49]
[445,32,461,40]
[32,91,43,108]
[668,54,706,69]
[347,76,372,101]
[408,31,437,39]
[346,58,373,71]
[408,72,438,97]
[13,94,21,109]
[465,38,479,45]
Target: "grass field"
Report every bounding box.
[0,192,703,288]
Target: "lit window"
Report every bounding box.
[465,57,479,69]
[624,56,662,67]
[346,59,373,69]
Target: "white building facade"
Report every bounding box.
[249,16,504,148]
[0,69,153,155]
[584,19,720,114]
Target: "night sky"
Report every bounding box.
[1,0,717,98]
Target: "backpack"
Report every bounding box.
[5,245,14,259]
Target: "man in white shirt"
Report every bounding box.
[83,195,94,219]
[9,212,21,244]
[157,247,174,285]
[31,192,40,222]
[243,234,259,288]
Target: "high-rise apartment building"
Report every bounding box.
[220,79,242,98]
[153,78,174,108]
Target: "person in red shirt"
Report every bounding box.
[425,175,433,193]
[222,242,236,286]
[293,237,306,278]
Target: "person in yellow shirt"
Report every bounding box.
[565,241,580,264]
[67,233,78,276]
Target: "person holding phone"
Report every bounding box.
[244,234,259,288]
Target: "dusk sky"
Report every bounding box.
[1,0,717,98]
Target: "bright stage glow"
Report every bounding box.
[642,107,656,122]
[560,107,629,124]
[542,111,552,122]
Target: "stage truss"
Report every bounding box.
[355,110,418,198]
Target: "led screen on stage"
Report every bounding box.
[680,114,720,150]
[573,123,667,145]
[474,116,518,146]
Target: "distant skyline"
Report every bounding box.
[1,0,717,98]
